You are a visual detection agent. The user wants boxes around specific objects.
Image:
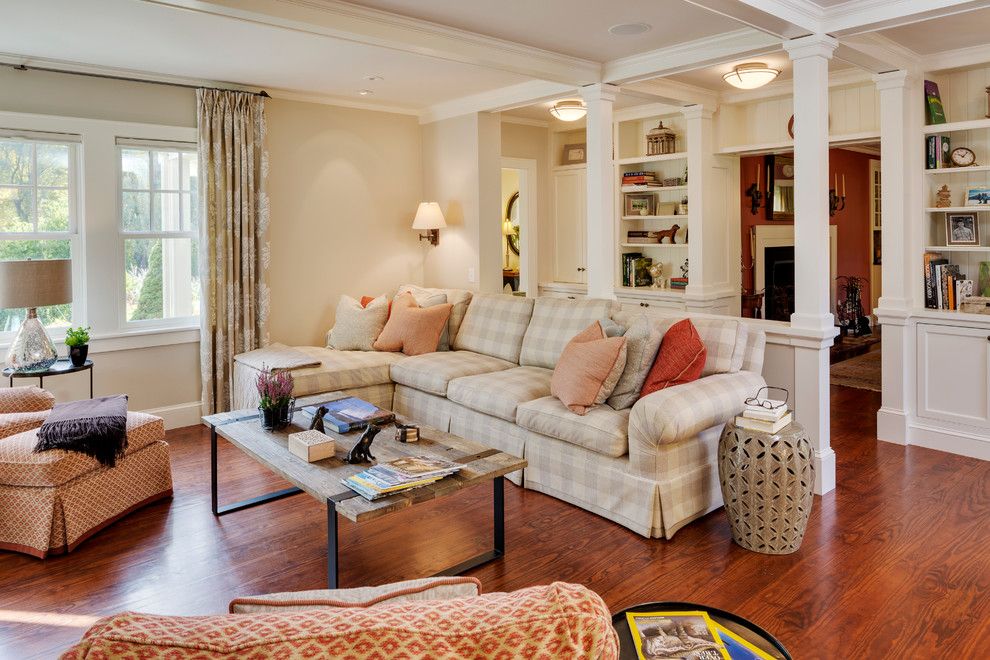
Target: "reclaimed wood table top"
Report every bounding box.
[203,393,526,523]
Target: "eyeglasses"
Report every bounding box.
[744,386,789,410]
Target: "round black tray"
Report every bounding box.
[612,601,791,660]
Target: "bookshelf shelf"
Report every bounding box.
[924,245,990,252]
[924,165,990,175]
[925,207,990,213]
[621,214,686,221]
[616,152,687,165]
[620,243,688,248]
[620,184,687,193]
[922,118,990,134]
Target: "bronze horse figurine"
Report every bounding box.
[656,224,680,244]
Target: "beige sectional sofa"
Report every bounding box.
[233,289,766,539]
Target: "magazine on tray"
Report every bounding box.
[626,611,730,660]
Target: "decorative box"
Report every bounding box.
[289,430,336,462]
[959,296,990,315]
[656,201,678,215]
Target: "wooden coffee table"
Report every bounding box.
[203,393,526,589]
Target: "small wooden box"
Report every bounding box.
[959,296,990,315]
[289,430,336,462]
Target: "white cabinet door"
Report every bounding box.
[917,323,990,428]
[552,169,586,284]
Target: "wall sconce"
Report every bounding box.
[413,202,446,246]
[829,173,846,217]
[745,163,763,215]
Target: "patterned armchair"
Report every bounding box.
[0,387,173,558]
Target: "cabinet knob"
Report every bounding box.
[567,296,576,300]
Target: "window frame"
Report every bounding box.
[0,133,83,343]
[116,141,200,331]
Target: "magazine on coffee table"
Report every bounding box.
[342,456,462,501]
[626,611,730,660]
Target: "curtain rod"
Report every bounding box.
[5,62,270,98]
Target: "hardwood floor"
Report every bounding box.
[2,386,988,658]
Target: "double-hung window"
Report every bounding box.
[118,140,200,327]
[0,132,79,337]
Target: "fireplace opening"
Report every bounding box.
[764,246,795,321]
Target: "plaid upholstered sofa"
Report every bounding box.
[233,290,766,539]
[0,386,173,558]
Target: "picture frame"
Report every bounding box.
[624,193,656,217]
[561,143,586,165]
[964,186,990,206]
[946,213,980,246]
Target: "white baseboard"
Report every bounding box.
[907,422,990,461]
[142,401,202,430]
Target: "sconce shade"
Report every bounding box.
[0,259,72,309]
[412,202,447,230]
[502,219,515,236]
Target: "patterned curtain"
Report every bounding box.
[197,89,270,414]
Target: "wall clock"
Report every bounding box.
[951,147,977,168]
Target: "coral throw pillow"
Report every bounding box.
[361,295,392,316]
[373,293,452,356]
[640,318,706,397]
[550,321,628,415]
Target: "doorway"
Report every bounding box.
[500,158,537,296]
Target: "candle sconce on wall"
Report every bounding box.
[829,173,846,217]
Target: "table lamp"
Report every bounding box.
[412,202,446,246]
[0,259,72,372]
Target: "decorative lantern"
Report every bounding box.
[646,121,676,156]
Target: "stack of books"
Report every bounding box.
[925,134,951,169]
[621,252,653,287]
[735,398,792,434]
[669,276,688,290]
[299,396,394,433]
[923,251,971,310]
[342,455,462,501]
[621,171,661,191]
[626,230,660,244]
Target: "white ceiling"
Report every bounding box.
[502,92,657,122]
[0,0,532,111]
[878,7,990,54]
[347,0,744,61]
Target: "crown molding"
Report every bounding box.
[783,33,838,61]
[499,115,549,128]
[264,88,422,115]
[147,0,601,85]
[924,41,990,72]
[603,28,782,85]
[420,80,575,125]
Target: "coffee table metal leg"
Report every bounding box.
[210,424,303,516]
[327,500,338,590]
[435,476,506,578]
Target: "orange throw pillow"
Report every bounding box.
[373,293,452,356]
[640,318,706,397]
[361,295,392,316]
[550,321,628,415]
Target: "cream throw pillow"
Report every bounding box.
[606,314,666,410]
[327,295,389,351]
[550,321,628,415]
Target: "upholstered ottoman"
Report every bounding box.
[0,387,173,558]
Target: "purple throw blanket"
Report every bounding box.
[35,395,129,467]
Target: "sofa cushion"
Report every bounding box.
[692,318,749,376]
[453,293,534,363]
[373,293,452,356]
[520,297,619,369]
[65,582,618,660]
[327,294,389,351]
[390,351,515,397]
[517,396,630,458]
[230,577,482,613]
[398,284,472,351]
[607,313,665,410]
[550,322,627,415]
[236,346,405,398]
[0,412,164,488]
[448,366,553,422]
[640,319,706,397]
[0,386,55,414]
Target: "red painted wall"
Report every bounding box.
[739,148,878,306]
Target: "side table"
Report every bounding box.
[718,419,814,554]
[612,601,791,659]
[4,358,94,398]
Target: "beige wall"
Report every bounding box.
[500,121,551,284]
[265,99,424,346]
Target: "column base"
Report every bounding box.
[877,407,909,445]
[813,447,836,495]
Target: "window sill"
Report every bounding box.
[0,325,200,355]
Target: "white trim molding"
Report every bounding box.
[142,401,202,430]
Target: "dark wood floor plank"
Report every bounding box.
[2,386,989,659]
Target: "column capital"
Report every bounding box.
[873,69,910,90]
[784,34,838,61]
[580,83,619,103]
[680,104,714,121]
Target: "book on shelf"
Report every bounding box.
[735,412,793,434]
[924,80,946,125]
[342,455,462,501]
[622,252,642,287]
[927,260,964,310]
[626,230,660,244]
[621,184,663,192]
[634,257,654,287]
[299,396,394,433]
[925,135,951,169]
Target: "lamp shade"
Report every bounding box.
[412,202,446,230]
[0,259,72,309]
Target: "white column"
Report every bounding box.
[581,83,618,299]
[784,34,838,495]
[874,70,921,444]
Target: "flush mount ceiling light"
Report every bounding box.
[549,99,587,122]
[357,89,374,96]
[722,62,780,90]
[608,22,651,36]
[364,75,384,82]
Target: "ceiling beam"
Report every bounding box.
[144,0,601,86]
[833,33,919,74]
[822,0,990,36]
[420,80,576,125]
[683,1,819,39]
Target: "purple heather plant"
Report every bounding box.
[256,366,294,411]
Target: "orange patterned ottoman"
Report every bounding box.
[0,387,173,558]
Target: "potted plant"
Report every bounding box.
[256,367,295,431]
[64,326,91,367]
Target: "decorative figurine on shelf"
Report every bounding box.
[648,262,668,289]
[935,184,952,208]
[680,259,689,278]
[679,197,688,216]
[656,224,680,244]
[346,422,383,464]
[309,406,328,434]
[646,121,676,156]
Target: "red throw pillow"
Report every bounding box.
[640,319,706,397]
[361,295,392,316]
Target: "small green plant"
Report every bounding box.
[64,326,91,347]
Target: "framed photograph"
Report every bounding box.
[562,143,586,165]
[965,186,990,206]
[624,193,656,217]
[946,213,980,246]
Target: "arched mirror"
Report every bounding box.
[505,191,521,255]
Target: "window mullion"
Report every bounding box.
[31,142,39,232]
